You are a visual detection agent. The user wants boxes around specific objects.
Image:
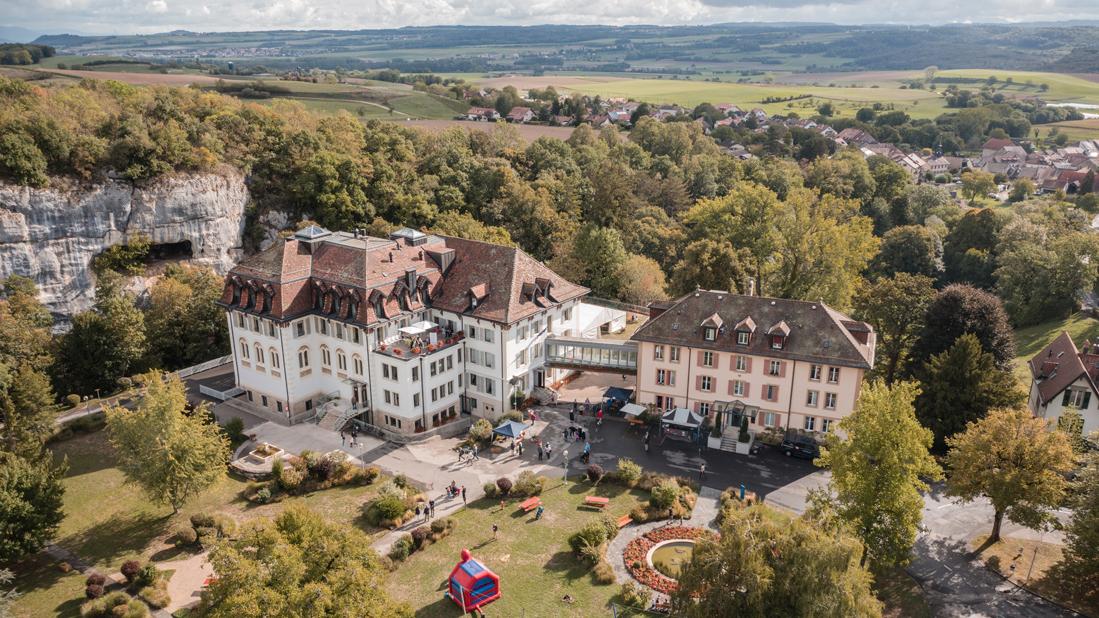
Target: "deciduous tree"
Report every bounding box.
[106,371,229,514]
[871,225,944,279]
[945,407,1073,542]
[853,274,935,384]
[199,506,412,618]
[673,503,881,618]
[0,451,65,562]
[817,381,941,567]
[909,284,1015,371]
[1052,445,1099,607]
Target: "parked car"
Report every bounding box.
[781,432,820,460]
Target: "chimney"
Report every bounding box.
[353,229,359,239]
[746,277,756,297]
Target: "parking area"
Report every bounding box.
[553,409,825,513]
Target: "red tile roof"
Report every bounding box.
[220,230,586,327]
[1028,331,1099,404]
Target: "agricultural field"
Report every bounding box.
[1036,119,1099,142]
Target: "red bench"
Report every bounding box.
[519,496,542,512]
[615,514,633,528]
[583,496,610,508]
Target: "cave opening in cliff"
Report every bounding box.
[148,240,194,261]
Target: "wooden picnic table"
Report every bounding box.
[519,496,542,512]
[583,496,610,508]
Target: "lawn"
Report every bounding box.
[936,69,1099,104]
[10,429,391,617]
[1012,312,1099,384]
[387,476,651,617]
[1036,119,1099,142]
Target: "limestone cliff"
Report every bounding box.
[0,168,249,317]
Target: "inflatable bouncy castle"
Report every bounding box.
[446,549,501,612]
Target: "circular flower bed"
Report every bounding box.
[623,526,715,594]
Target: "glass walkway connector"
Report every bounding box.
[544,336,638,374]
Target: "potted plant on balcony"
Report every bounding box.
[427,343,436,352]
[393,349,402,356]
[379,343,387,351]
[411,346,422,354]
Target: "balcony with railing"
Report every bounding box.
[376,320,463,361]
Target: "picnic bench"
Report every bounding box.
[583,496,609,509]
[615,514,633,528]
[519,496,542,512]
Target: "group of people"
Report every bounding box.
[338,427,361,448]
[536,440,553,460]
[445,480,467,503]
[456,445,478,462]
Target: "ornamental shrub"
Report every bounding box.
[388,535,413,562]
[650,479,681,510]
[586,464,605,483]
[615,458,642,485]
[84,584,105,599]
[482,481,498,498]
[496,477,513,495]
[120,560,141,583]
[410,526,429,549]
[513,470,544,496]
[85,573,106,587]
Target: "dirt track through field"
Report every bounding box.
[39,68,222,86]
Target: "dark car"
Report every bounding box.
[781,434,820,460]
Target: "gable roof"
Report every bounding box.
[1028,331,1099,404]
[631,290,874,369]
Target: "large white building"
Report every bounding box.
[219,226,588,435]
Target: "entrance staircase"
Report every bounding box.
[316,398,358,432]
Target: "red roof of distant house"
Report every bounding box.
[1028,331,1099,404]
[982,137,1015,151]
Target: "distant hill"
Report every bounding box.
[29,23,1099,75]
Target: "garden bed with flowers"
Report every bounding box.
[622,526,715,595]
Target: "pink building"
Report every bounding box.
[630,290,876,437]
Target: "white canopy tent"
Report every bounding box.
[620,403,646,417]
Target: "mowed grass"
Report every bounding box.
[1036,119,1099,142]
[1012,312,1099,383]
[10,429,391,617]
[387,477,650,618]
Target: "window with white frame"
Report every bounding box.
[252,317,260,332]
[564,307,572,321]
[702,351,714,367]
[768,360,781,376]
[765,385,777,401]
[670,347,680,362]
[266,321,275,337]
[700,376,713,392]
[699,402,710,415]
[236,313,245,328]
[736,356,747,372]
[483,329,494,343]
[733,380,745,396]
[704,327,716,341]
[737,331,749,345]
[806,390,819,407]
[1063,389,1091,408]
[254,344,264,364]
[828,367,840,383]
[337,351,347,371]
[239,339,250,360]
[822,419,833,433]
[466,325,477,339]
[809,364,822,380]
[656,369,667,385]
[824,393,837,409]
[763,411,777,426]
[320,346,331,367]
[804,416,816,431]
[270,349,280,369]
[297,347,309,367]
[353,355,363,374]
[412,366,419,382]
[295,320,306,337]
[413,393,420,407]
[654,345,664,361]
[484,352,495,369]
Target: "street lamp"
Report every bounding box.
[563,449,569,484]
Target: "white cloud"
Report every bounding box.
[4,0,1099,35]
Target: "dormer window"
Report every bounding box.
[766,320,790,350]
[704,327,717,341]
[771,335,785,350]
[736,331,749,346]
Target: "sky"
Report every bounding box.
[3,0,1099,36]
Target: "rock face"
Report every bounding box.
[0,169,248,317]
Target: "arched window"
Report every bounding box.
[239,338,250,360]
[298,347,310,368]
[337,350,347,371]
[254,343,264,364]
[320,345,331,367]
[352,354,363,375]
[269,348,280,369]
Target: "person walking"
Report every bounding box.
[517,441,524,456]
[492,523,499,540]
[340,431,346,446]
[537,442,544,461]
[535,505,544,520]
[461,486,467,504]
[415,504,421,520]
[429,498,436,518]
[699,462,706,481]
